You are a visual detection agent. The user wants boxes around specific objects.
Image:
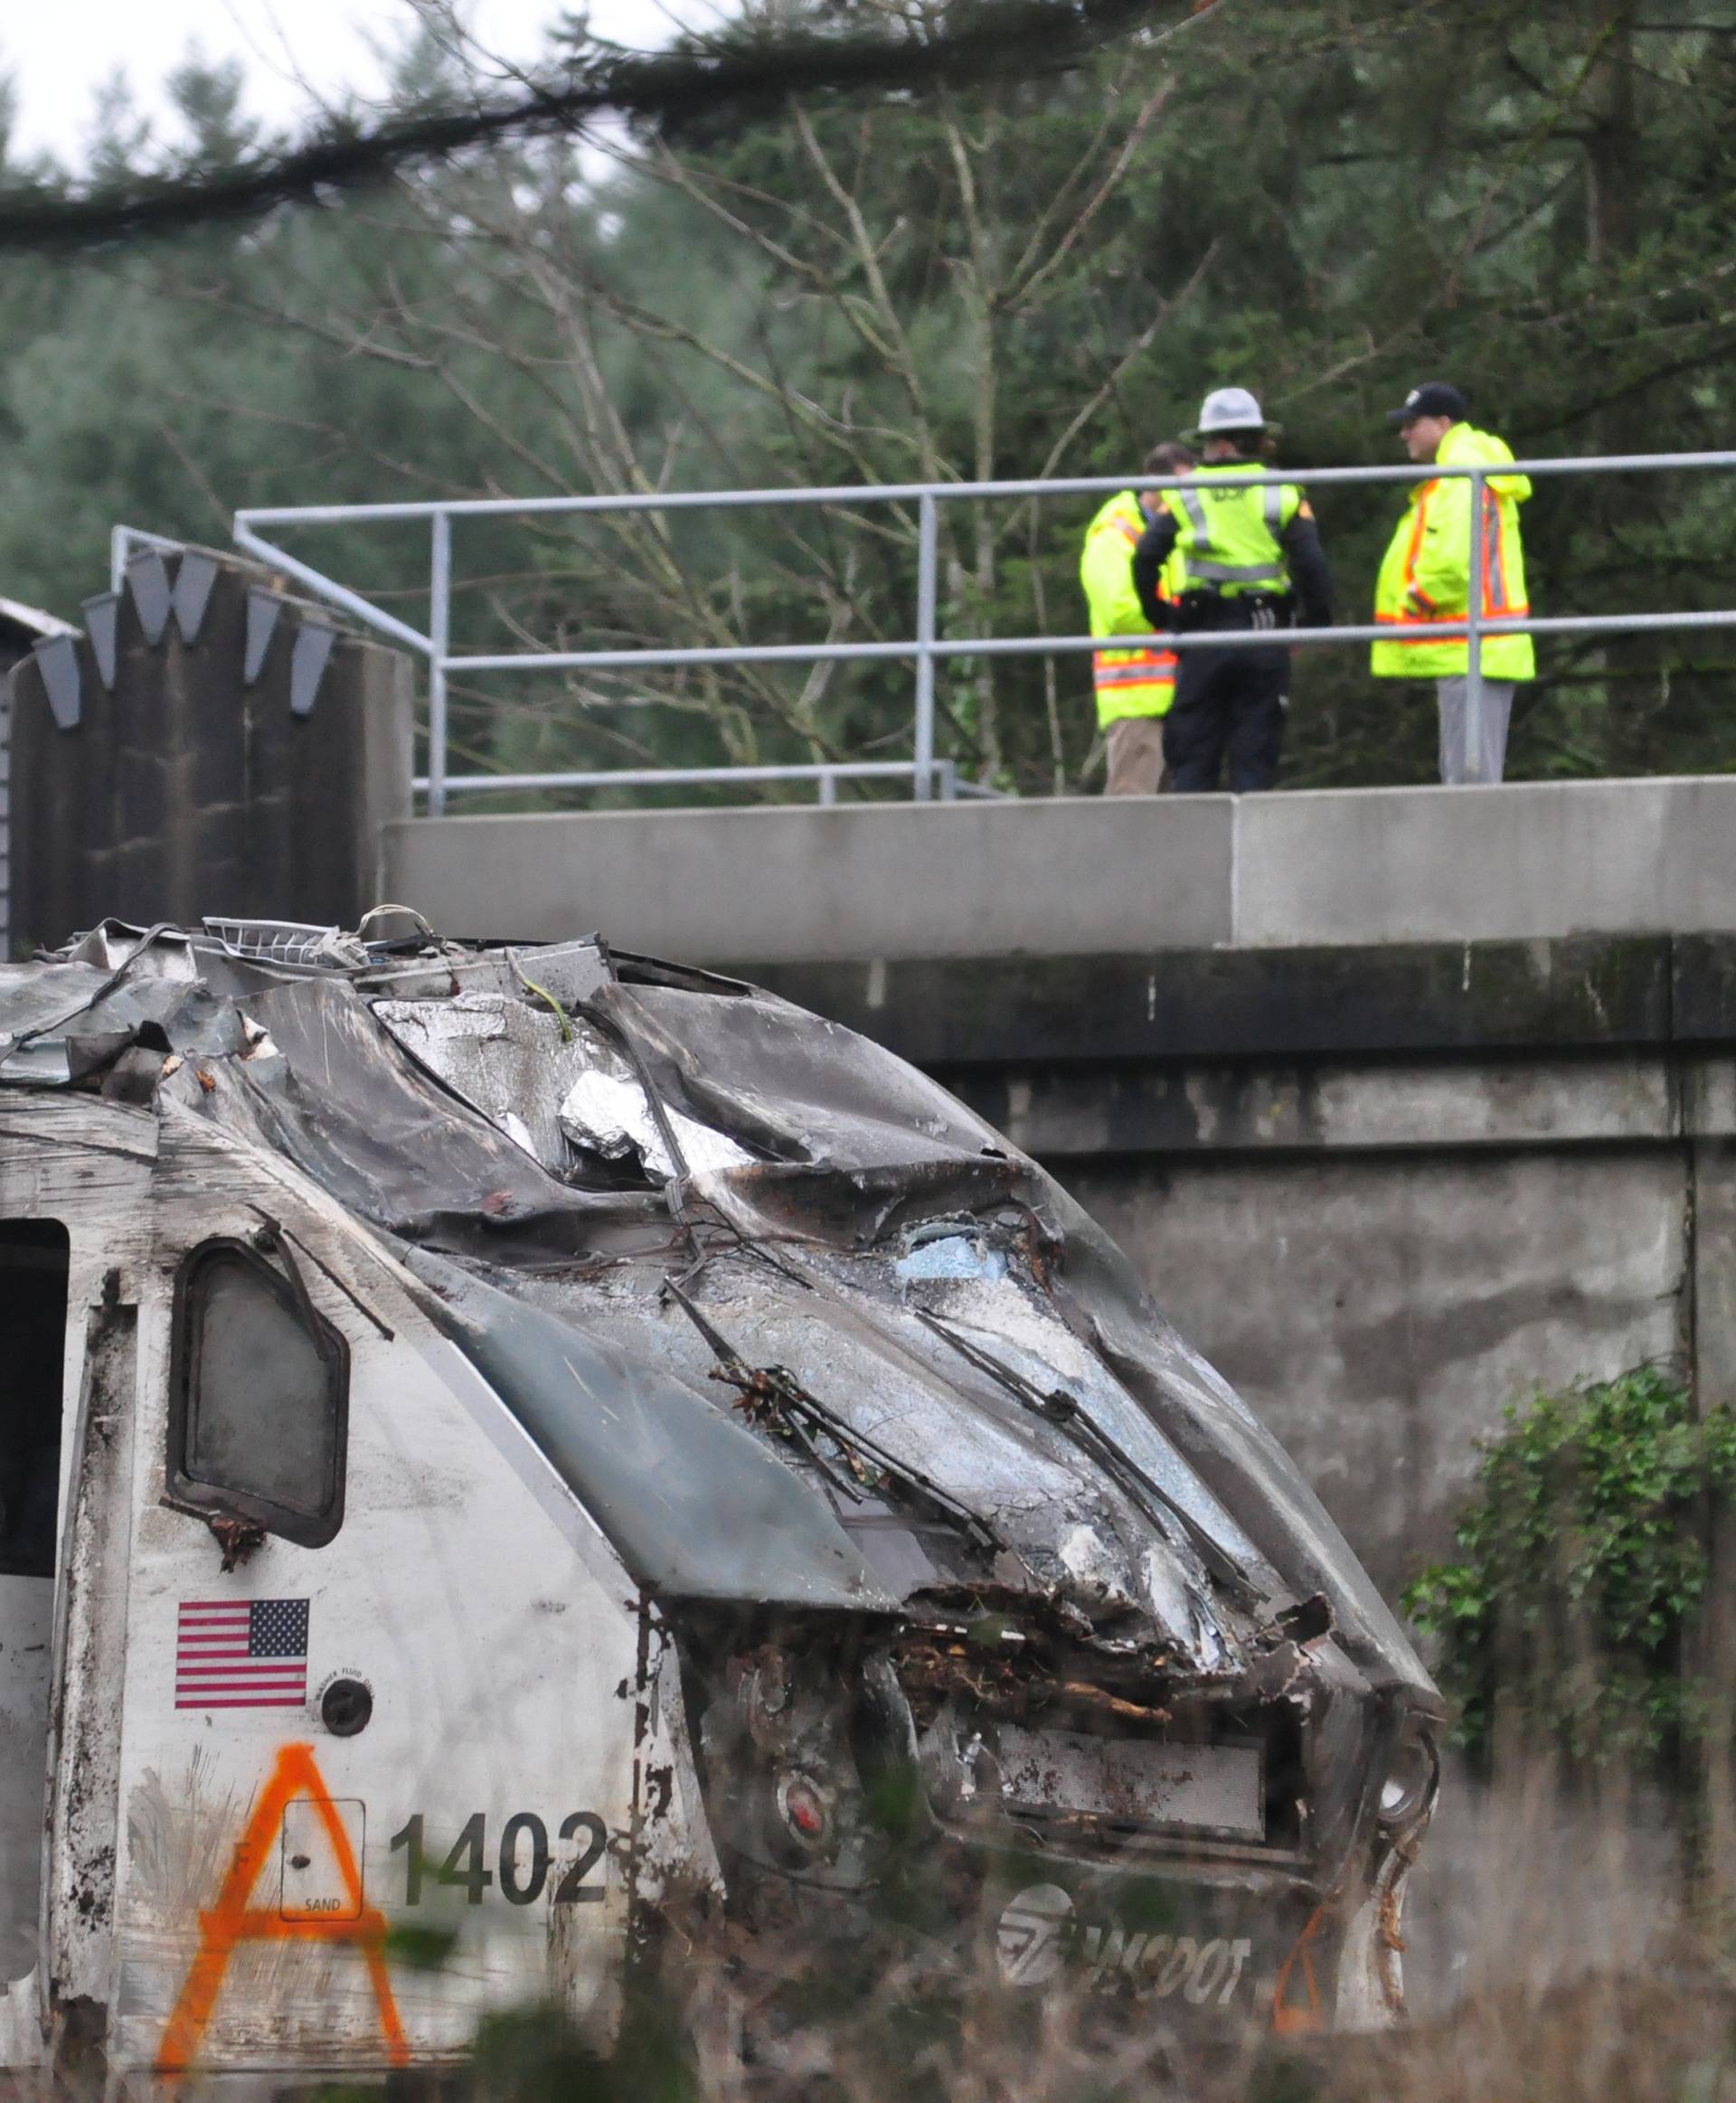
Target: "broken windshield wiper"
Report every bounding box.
[912,1308,1259,1605]
[665,1278,1002,1553]
[665,1278,862,1502]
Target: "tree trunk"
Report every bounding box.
[1582,0,1663,773]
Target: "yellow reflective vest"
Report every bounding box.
[1158,461,1304,594]
[1079,491,1184,726]
[1371,423,1535,681]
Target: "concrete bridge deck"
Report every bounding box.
[382,774,1736,964]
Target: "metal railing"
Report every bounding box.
[123,450,1736,812]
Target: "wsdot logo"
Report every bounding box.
[995,1884,1073,1985]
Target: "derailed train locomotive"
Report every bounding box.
[0,913,1439,2079]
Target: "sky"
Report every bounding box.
[1,0,686,165]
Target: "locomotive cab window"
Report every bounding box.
[169,1240,348,1548]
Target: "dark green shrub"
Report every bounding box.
[1403,1367,1736,1772]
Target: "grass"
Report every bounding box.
[438,1753,1736,2103]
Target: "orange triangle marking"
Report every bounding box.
[1271,1900,1327,2036]
[156,1741,409,2075]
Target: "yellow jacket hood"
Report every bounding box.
[1437,420,1532,505]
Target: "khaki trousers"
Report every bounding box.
[1105,714,1168,796]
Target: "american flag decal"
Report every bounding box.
[175,1598,310,1710]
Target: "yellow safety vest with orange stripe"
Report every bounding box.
[1079,490,1186,726]
[1371,423,1535,681]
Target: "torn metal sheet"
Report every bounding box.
[0,931,230,1085]
[374,992,593,1167]
[0,962,113,1053]
[64,920,198,979]
[403,1247,897,1614]
[559,1066,754,1179]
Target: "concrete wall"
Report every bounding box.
[382,775,1736,963]
[7,560,412,952]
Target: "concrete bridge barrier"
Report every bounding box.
[382,774,1736,962]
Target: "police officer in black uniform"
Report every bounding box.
[1132,388,1335,792]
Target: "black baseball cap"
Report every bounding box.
[1386,382,1468,425]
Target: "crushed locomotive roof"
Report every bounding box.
[0,913,1435,1708]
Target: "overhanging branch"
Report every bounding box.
[0,0,1195,253]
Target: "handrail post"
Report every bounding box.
[913,491,938,801]
[429,511,452,816]
[1465,465,1486,782]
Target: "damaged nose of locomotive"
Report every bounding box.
[129,912,1434,2029]
[6,910,1440,2045]
[654,1234,1440,2032]
[683,1563,1434,2034]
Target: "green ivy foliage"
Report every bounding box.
[1403,1367,1736,1773]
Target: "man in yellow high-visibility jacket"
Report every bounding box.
[1372,382,1535,784]
[1079,441,1194,795]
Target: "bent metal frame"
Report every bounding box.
[105,451,1736,813]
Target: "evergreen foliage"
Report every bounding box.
[0,0,1731,798]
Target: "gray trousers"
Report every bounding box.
[1436,676,1514,785]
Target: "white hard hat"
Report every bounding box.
[1184,386,1281,440]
